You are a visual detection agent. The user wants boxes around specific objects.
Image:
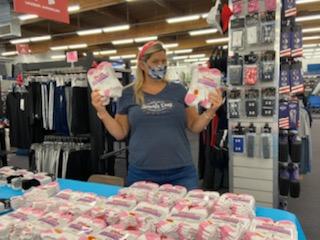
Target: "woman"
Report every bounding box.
[91,41,222,190]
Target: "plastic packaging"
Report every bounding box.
[245,89,259,117]
[244,53,259,86]
[231,18,245,51]
[228,54,243,86]
[232,123,246,156]
[261,88,276,117]
[246,14,260,46]
[261,124,273,159]
[261,51,275,83]
[228,90,242,119]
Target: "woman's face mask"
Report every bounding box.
[147,64,167,80]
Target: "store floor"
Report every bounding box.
[7,121,320,239]
[288,118,320,239]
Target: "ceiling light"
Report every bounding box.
[296,0,320,4]
[68,4,80,12]
[184,58,200,63]
[166,14,200,24]
[18,14,38,21]
[69,44,88,49]
[199,58,209,61]
[103,24,130,33]
[189,28,218,36]
[10,38,30,44]
[303,36,320,41]
[93,52,100,56]
[30,35,51,42]
[1,51,18,57]
[202,13,209,18]
[83,53,87,56]
[296,14,320,22]
[112,39,134,45]
[100,50,117,55]
[77,28,102,36]
[109,56,121,60]
[303,27,320,33]
[131,59,138,64]
[189,54,206,58]
[174,49,193,54]
[134,36,158,43]
[163,43,179,49]
[167,51,174,55]
[121,54,136,59]
[51,55,66,60]
[173,55,189,60]
[206,37,229,44]
[50,45,69,51]
[223,45,228,49]
[304,44,318,48]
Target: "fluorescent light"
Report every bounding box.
[189,54,206,58]
[18,14,38,21]
[68,4,80,12]
[303,36,320,41]
[202,13,209,18]
[163,43,179,49]
[1,51,18,57]
[297,0,320,4]
[50,45,68,51]
[77,28,102,36]
[199,57,209,61]
[69,44,88,49]
[206,37,229,44]
[167,51,174,55]
[296,14,320,22]
[10,38,30,44]
[223,45,228,49]
[304,44,318,48]
[189,28,218,36]
[30,35,51,42]
[134,36,158,43]
[100,50,117,55]
[174,49,193,54]
[110,54,136,60]
[51,55,66,60]
[184,58,200,63]
[303,27,320,33]
[93,52,100,56]
[173,55,189,60]
[166,14,200,24]
[103,24,130,33]
[112,39,134,45]
[83,53,87,56]
[131,59,138,64]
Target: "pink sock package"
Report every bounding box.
[87,61,124,105]
[185,66,221,109]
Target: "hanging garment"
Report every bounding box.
[48,81,55,130]
[41,83,49,130]
[53,86,69,136]
[6,92,33,148]
[65,86,73,134]
[71,87,90,135]
[65,149,91,181]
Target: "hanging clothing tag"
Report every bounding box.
[20,99,25,111]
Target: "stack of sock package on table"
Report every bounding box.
[0,167,298,240]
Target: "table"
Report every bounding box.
[0,179,306,240]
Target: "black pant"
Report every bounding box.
[71,87,90,135]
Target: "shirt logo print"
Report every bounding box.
[141,100,173,115]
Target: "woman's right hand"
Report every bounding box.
[91,90,108,114]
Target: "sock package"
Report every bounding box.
[244,53,259,86]
[261,88,276,117]
[245,89,259,117]
[246,14,260,46]
[261,12,276,44]
[231,18,245,51]
[184,66,221,109]
[228,54,243,86]
[87,61,124,105]
[261,124,273,159]
[228,89,242,119]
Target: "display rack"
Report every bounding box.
[228,0,281,208]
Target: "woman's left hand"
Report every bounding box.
[207,88,223,114]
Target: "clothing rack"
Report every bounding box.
[43,135,90,144]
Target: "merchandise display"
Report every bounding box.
[0,171,299,239]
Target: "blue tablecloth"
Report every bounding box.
[0,179,306,240]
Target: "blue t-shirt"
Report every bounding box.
[117,82,193,170]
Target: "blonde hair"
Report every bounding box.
[134,42,166,105]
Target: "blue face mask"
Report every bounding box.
[147,65,167,80]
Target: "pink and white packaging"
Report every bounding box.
[67,216,102,235]
[171,199,211,217]
[40,228,80,240]
[37,181,60,197]
[8,221,40,240]
[138,232,175,240]
[130,181,160,191]
[185,66,221,109]
[186,189,220,210]
[214,193,256,218]
[87,61,124,105]
[74,193,100,211]
[241,231,269,240]
[159,184,187,197]
[196,220,219,240]
[198,220,242,240]
[0,220,13,240]
[249,218,298,240]
[96,225,141,240]
[16,207,47,220]
[134,202,169,220]
[105,195,137,211]
[169,208,208,223]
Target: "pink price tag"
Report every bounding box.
[66,51,78,63]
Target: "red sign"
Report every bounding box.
[66,51,78,63]
[16,44,31,55]
[13,0,69,24]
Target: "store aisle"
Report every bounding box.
[288,119,320,239]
